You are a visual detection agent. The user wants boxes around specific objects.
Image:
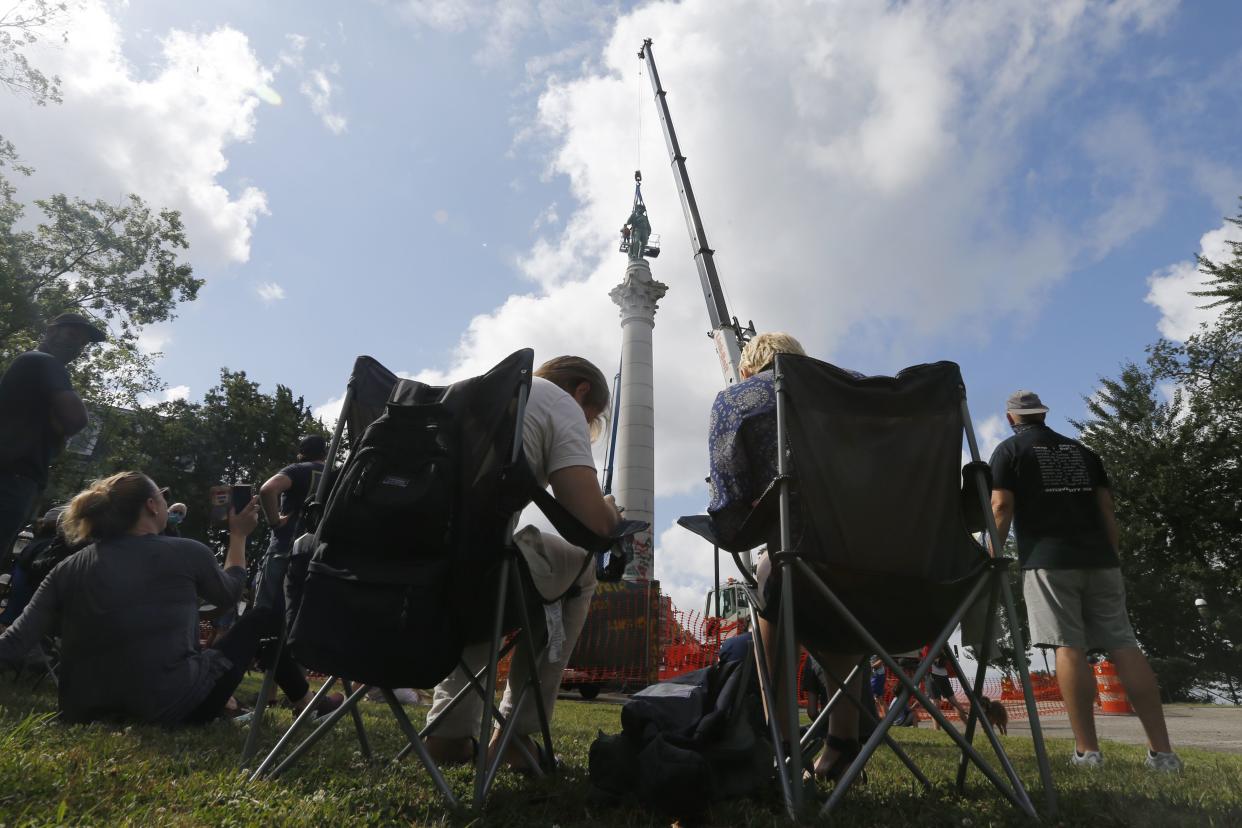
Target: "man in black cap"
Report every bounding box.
[988,390,1181,773]
[255,434,327,615]
[0,313,105,557]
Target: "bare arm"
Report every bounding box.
[548,465,621,538]
[259,473,292,527]
[49,389,88,437]
[990,489,1015,558]
[1096,487,1120,555]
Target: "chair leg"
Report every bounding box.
[383,689,458,808]
[341,679,373,760]
[744,593,797,818]
[779,562,803,815]
[240,655,281,768]
[1000,571,1058,817]
[810,660,932,792]
[247,676,340,781]
[956,574,1000,792]
[265,682,371,781]
[508,560,555,772]
[473,556,511,809]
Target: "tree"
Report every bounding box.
[44,369,330,554]
[1076,202,1242,703]
[0,0,67,106]
[0,141,202,406]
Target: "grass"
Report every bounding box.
[1,676,1240,827]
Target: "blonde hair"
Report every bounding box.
[535,355,611,441]
[62,471,157,544]
[739,332,806,378]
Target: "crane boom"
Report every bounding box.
[640,38,750,385]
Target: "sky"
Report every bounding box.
[3,0,1242,616]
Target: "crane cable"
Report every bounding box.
[636,58,643,174]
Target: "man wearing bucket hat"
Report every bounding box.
[0,313,104,559]
[988,390,1182,773]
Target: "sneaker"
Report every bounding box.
[1145,750,1183,773]
[1071,750,1103,768]
[366,688,424,705]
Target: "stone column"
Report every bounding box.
[609,257,668,582]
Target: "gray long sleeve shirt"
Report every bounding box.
[0,533,246,724]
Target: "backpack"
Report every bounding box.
[588,644,772,821]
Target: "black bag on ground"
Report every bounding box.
[589,643,772,820]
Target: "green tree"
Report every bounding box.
[0,0,67,106]
[1076,202,1242,703]
[0,141,201,411]
[45,369,330,552]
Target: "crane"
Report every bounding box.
[639,38,754,386]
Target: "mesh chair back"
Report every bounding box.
[780,355,985,584]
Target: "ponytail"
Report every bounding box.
[63,472,156,544]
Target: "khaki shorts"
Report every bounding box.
[1023,567,1139,651]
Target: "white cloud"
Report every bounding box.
[1145,219,1242,342]
[413,0,1192,608]
[136,324,174,355]
[300,65,348,135]
[138,383,191,407]
[0,0,270,264]
[975,414,1010,461]
[314,393,345,429]
[390,0,619,65]
[256,281,286,302]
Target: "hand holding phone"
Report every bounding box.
[227,493,260,537]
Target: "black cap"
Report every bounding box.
[48,312,107,343]
[298,434,328,459]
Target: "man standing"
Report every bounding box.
[989,390,1181,772]
[0,313,104,556]
[256,435,327,615]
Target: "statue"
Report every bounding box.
[623,203,651,261]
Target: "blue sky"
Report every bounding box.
[4,0,1241,611]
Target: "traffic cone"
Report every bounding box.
[1093,658,1135,715]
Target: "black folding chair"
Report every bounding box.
[244,349,641,810]
[680,355,1055,820]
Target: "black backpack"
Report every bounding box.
[288,350,532,690]
[589,643,772,821]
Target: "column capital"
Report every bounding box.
[610,262,669,323]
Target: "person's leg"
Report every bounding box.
[425,641,488,763]
[1025,568,1096,755]
[1081,568,1174,755]
[810,651,861,775]
[0,474,38,565]
[494,541,599,768]
[1055,646,1100,754]
[1109,647,1171,753]
[214,607,311,704]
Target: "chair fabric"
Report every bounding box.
[289,349,534,690]
[684,353,1053,819]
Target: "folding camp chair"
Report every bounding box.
[244,349,642,810]
[239,354,399,767]
[680,355,1055,820]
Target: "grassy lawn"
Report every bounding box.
[1,677,1240,826]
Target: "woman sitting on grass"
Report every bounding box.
[0,471,339,725]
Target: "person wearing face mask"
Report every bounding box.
[163,502,188,537]
[0,313,103,560]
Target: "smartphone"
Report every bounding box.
[208,485,230,529]
[230,484,253,515]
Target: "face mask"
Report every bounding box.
[168,512,185,525]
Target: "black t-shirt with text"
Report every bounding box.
[274,460,324,545]
[0,351,75,487]
[989,424,1119,570]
